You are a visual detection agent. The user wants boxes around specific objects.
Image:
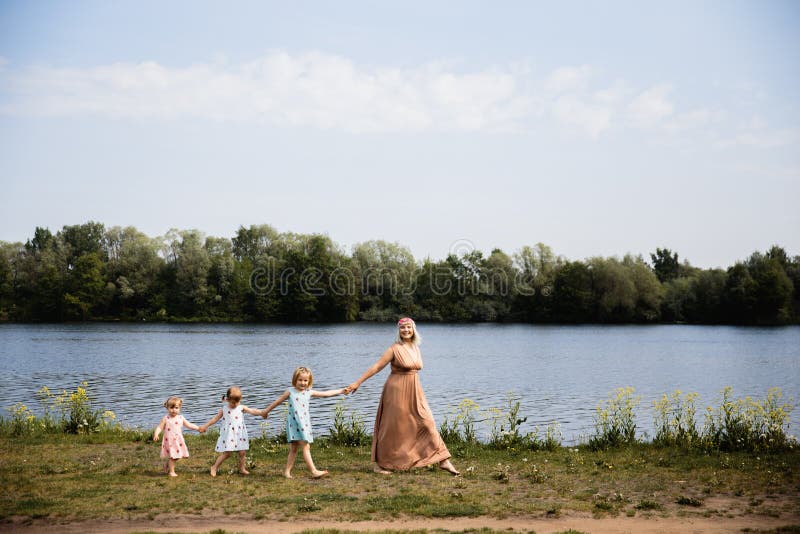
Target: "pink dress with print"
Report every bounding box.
[215,405,249,452]
[160,414,190,459]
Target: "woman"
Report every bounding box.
[345,317,459,475]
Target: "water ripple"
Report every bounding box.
[1,323,798,444]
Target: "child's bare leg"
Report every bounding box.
[300,441,328,478]
[284,442,298,478]
[238,450,249,475]
[210,452,231,477]
[167,458,177,477]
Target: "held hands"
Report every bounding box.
[198,425,207,434]
[344,382,359,395]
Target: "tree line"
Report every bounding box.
[0,221,797,325]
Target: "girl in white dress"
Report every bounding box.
[200,386,261,476]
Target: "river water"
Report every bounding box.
[1,323,798,444]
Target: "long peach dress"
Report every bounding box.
[371,343,451,470]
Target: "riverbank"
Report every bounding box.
[2,433,798,532]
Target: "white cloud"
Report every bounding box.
[0,52,751,143]
[552,95,612,137]
[0,52,540,133]
[545,65,592,92]
[627,84,674,125]
[718,127,798,149]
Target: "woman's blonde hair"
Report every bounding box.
[222,386,242,405]
[292,366,314,389]
[394,317,422,345]
[163,396,182,409]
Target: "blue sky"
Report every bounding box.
[1,1,798,268]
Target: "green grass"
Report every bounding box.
[0,433,798,524]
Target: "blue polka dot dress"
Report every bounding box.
[287,388,313,443]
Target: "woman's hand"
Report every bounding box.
[345,382,360,394]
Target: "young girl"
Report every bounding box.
[199,386,261,477]
[261,366,345,478]
[153,396,201,477]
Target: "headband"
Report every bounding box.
[397,317,415,326]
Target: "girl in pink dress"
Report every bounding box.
[153,396,201,477]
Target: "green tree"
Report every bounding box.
[0,241,21,320]
[551,261,594,322]
[623,254,663,321]
[232,224,279,261]
[514,243,562,321]
[63,252,106,320]
[18,227,66,321]
[104,226,164,319]
[748,251,793,324]
[650,247,680,283]
[162,229,211,318]
[724,262,757,324]
[351,240,416,320]
[588,257,636,322]
[206,236,235,319]
[685,269,727,323]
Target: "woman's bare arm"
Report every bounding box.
[345,346,394,393]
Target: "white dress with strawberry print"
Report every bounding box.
[214,405,249,452]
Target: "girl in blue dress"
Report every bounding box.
[260,366,346,478]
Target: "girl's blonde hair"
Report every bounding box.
[394,317,422,345]
[292,366,313,389]
[222,386,242,406]
[163,396,182,409]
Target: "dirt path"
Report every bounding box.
[5,513,798,533]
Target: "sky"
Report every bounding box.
[0,1,798,269]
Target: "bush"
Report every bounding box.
[589,387,641,450]
[702,386,795,451]
[1,383,120,437]
[328,399,370,446]
[440,399,480,445]
[653,390,700,448]
[487,393,562,451]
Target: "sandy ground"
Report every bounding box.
[5,513,799,534]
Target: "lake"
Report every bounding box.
[1,323,798,444]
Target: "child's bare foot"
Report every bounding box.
[439,459,460,476]
[168,472,178,477]
[373,465,392,475]
[283,470,293,479]
[210,466,217,477]
[239,468,250,475]
[311,470,329,479]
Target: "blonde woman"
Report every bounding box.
[345,317,459,475]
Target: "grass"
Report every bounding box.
[0,432,799,525]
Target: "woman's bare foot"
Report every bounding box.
[439,460,460,476]
[210,466,217,477]
[373,465,392,475]
[311,470,329,479]
[168,472,178,477]
[283,469,293,479]
[239,468,250,475]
